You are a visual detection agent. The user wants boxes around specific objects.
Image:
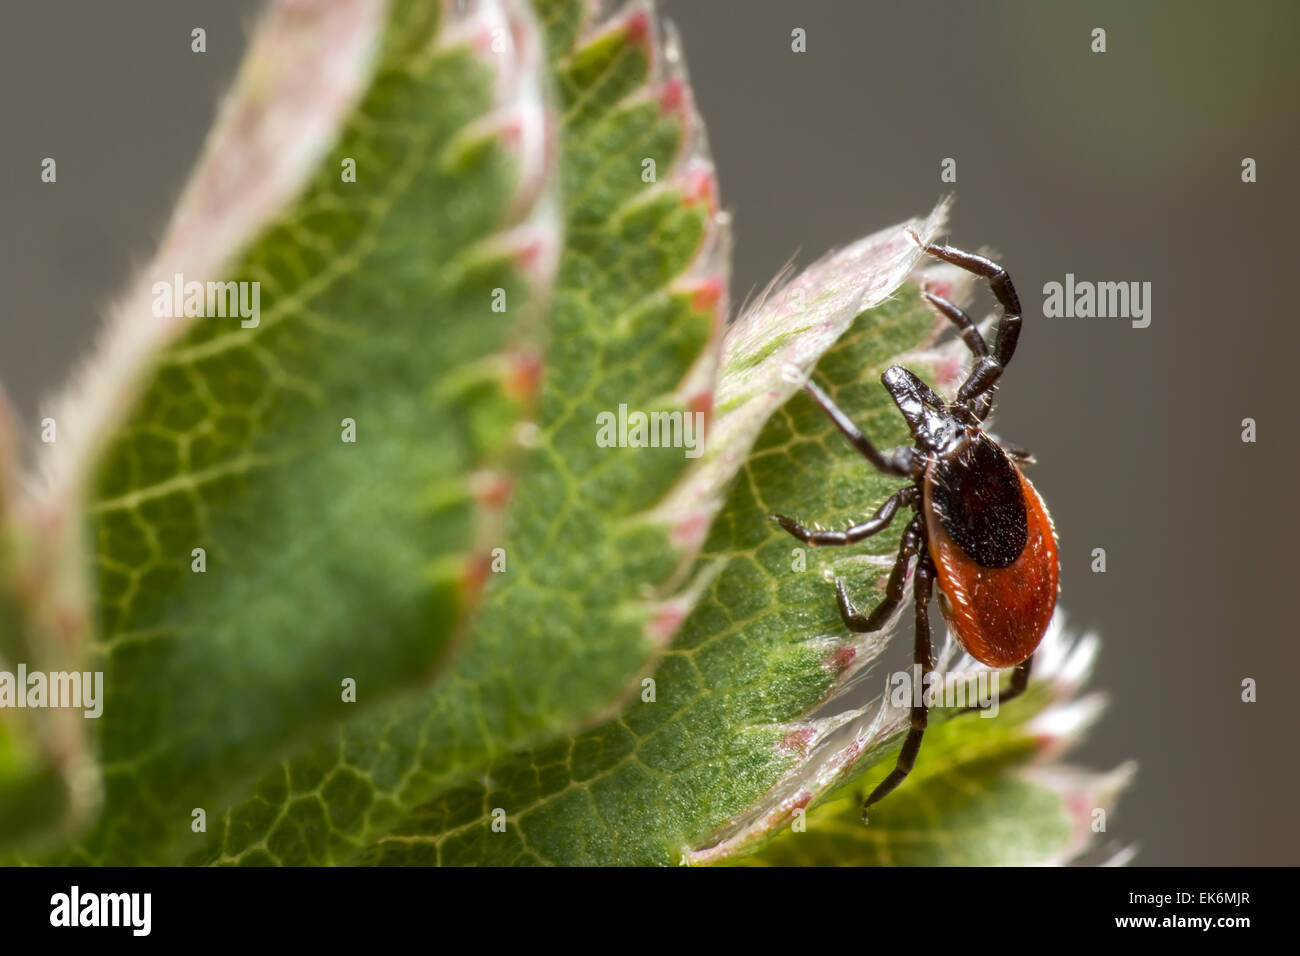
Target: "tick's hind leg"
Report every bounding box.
[771,486,917,547]
[998,654,1033,705]
[862,551,935,820]
[959,654,1033,716]
[835,514,922,632]
[1000,443,1035,464]
[920,242,1022,405]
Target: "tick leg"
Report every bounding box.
[920,289,997,419]
[1001,443,1035,464]
[958,654,1033,716]
[920,242,1022,405]
[771,486,917,547]
[862,551,935,819]
[804,379,916,477]
[835,515,922,632]
[922,289,988,360]
[998,654,1033,705]
[993,655,1034,707]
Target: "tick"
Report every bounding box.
[770,236,1058,818]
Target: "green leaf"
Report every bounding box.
[732,626,1134,866]
[2,0,1124,868]
[27,0,561,863]
[187,0,733,865]
[0,391,97,850]
[352,209,987,866]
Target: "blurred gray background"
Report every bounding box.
[2,1,1296,865]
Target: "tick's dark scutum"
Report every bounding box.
[927,436,1027,568]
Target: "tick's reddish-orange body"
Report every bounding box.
[770,234,1054,818]
[924,445,1059,669]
